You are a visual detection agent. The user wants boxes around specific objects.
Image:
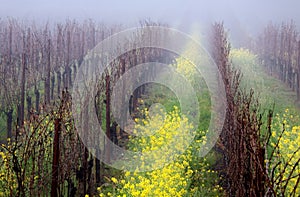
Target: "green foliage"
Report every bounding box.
[268,109,300,195]
[99,107,223,196]
[230,48,298,115]
[0,115,54,196]
[0,95,82,196]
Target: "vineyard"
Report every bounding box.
[0,17,299,197]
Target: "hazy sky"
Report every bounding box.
[1,0,299,44]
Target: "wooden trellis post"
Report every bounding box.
[51,118,61,197]
[105,74,111,163]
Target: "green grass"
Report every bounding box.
[0,114,5,136]
[231,48,299,115]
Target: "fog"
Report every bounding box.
[1,0,300,46]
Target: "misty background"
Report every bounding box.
[0,0,299,46]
